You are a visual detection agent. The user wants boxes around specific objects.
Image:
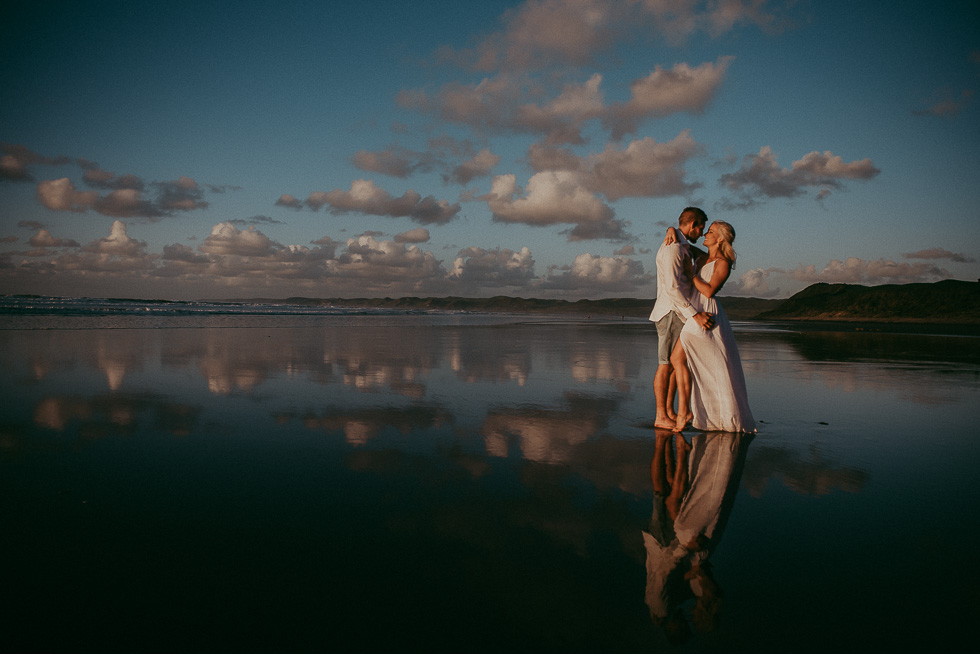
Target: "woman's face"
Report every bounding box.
[703,224,718,247]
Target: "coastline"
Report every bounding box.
[4,278,979,336]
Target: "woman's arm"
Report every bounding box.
[692,259,731,298]
[663,227,679,246]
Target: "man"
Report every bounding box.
[650,207,714,430]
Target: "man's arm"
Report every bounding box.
[663,243,697,320]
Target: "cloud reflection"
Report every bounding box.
[481,393,617,463]
[9,321,659,408]
[27,393,201,445]
[741,444,869,498]
[278,405,454,447]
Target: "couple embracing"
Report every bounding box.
[650,207,756,434]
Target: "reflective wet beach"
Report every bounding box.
[2,316,978,650]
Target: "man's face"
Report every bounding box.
[685,218,706,242]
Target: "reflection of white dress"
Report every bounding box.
[680,261,756,433]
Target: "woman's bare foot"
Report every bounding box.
[673,412,692,432]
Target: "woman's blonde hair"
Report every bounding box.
[711,221,737,267]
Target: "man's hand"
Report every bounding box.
[692,312,714,330]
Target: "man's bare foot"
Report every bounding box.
[673,413,692,432]
[655,416,676,430]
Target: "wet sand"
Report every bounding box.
[1,316,977,650]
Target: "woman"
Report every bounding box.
[665,221,756,433]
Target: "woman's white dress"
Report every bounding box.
[680,260,756,433]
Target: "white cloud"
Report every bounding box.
[637,0,786,45]
[36,177,97,212]
[486,170,626,241]
[305,179,461,225]
[80,164,145,191]
[394,228,431,244]
[351,146,437,178]
[449,246,536,287]
[35,172,213,219]
[514,73,606,144]
[352,149,415,178]
[912,89,973,117]
[1,153,31,181]
[540,252,649,291]
[402,60,730,144]
[162,242,210,264]
[437,0,782,74]
[720,146,880,207]
[0,143,72,182]
[604,58,734,138]
[791,257,950,285]
[726,266,783,297]
[525,132,702,201]
[446,148,502,185]
[28,228,80,249]
[397,75,524,133]
[275,194,304,210]
[31,221,156,274]
[200,222,281,257]
[228,215,286,227]
[154,176,208,212]
[443,0,622,73]
[585,132,701,200]
[791,151,881,180]
[400,0,775,140]
[902,248,977,263]
[82,221,149,257]
[527,143,584,172]
[331,234,446,285]
[351,144,497,185]
[93,188,163,218]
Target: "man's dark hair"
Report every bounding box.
[679,206,707,225]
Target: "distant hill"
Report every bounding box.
[226,280,980,325]
[759,280,980,324]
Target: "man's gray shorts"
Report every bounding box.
[656,311,684,364]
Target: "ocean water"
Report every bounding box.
[1,297,978,651]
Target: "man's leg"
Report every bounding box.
[655,363,675,429]
[671,339,692,432]
[655,312,683,429]
[666,433,690,520]
[650,429,672,494]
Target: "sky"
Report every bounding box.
[1,0,978,301]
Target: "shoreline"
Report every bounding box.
[4,290,979,336]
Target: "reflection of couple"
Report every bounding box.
[651,207,756,434]
[643,430,751,644]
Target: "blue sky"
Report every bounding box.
[1,0,977,300]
